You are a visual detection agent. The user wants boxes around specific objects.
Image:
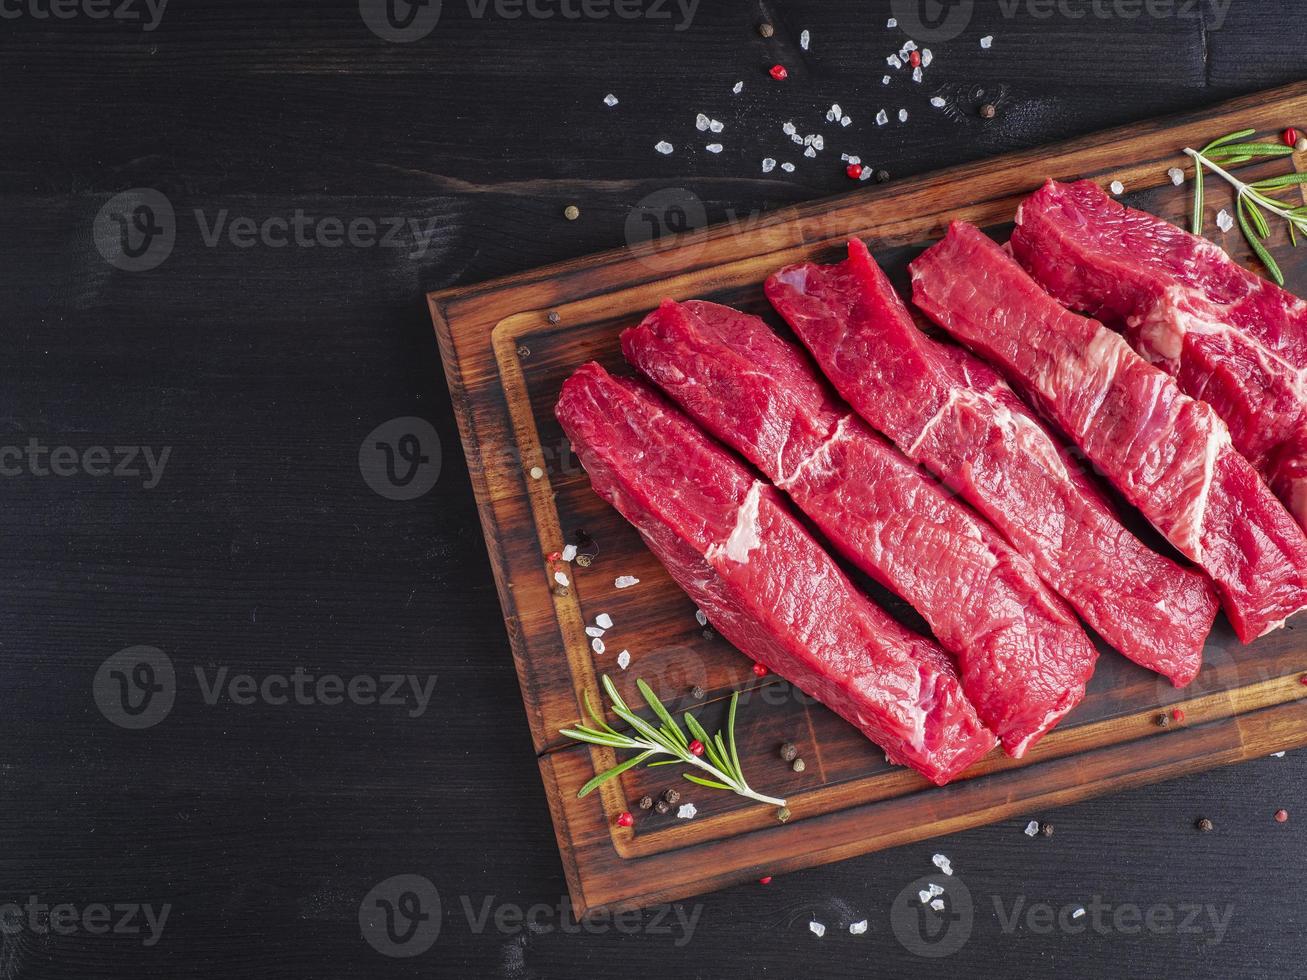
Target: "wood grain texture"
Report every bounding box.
[7,1,1307,976]
[432,82,1307,916]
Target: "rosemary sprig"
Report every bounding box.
[1186,128,1307,286]
[560,675,786,808]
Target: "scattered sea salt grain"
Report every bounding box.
[782,121,797,136]
[841,153,860,164]
[887,17,897,28]
[596,613,613,629]
[883,75,891,85]
[922,49,933,67]
[902,40,917,52]
[696,609,708,626]
[830,103,842,119]
[918,884,944,904]
[980,35,994,49]
[706,143,723,154]
[1169,167,1186,186]
[655,141,673,155]
[1072,907,1086,919]
[677,802,697,819]
[913,66,923,83]
[615,575,640,589]
[554,571,570,587]
[591,637,605,654]
[899,109,909,123]
[1110,179,1125,195]
[603,93,618,107]
[732,80,743,94]
[561,544,577,562]
[762,157,777,173]
[930,899,945,912]
[1024,820,1041,837]
[809,920,825,938]
[585,626,605,638]
[1273,751,1287,758]
[1217,209,1235,232]
[840,116,852,127]
[804,146,817,158]
[877,109,889,126]
[849,920,868,935]
[804,134,815,146]
[800,29,810,51]
[931,96,947,108]
[812,134,824,150]
[887,53,903,69]
[709,118,724,133]
[932,854,953,876]
[617,649,631,669]
[696,112,710,131]
[860,168,872,180]
[781,162,795,173]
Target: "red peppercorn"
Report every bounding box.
[753,663,769,677]
[689,739,705,756]
[1300,675,1307,686]
[846,163,864,180]
[1172,708,1186,723]
[616,811,634,827]
[759,876,773,885]
[769,64,788,81]
[909,50,922,68]
[546,551,561,562]
[1285,128,1300,148]
[1276,809,1290,823]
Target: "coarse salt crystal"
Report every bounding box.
[840,116,852,127]
[902,40,917,52]
[781,162,795,172]
[695,609,708,626]
[732,80,743,94]
[849,920,868,935]
[585,626,604,638]
[860,168,872,180]
[1024,820,1040,836]
[617,649,631,669]
[1168,167,1186,186]
[762,157,776,173]
[1217,208,1235,232]
[655,141,673,155]
[1110,180,1125,195]
[1272,751,1287,758]
[913,66,923,83]
[931,96,947,108]
[791,133,805,145]
[800,29,810,50]
[803,134,815,146]
[841,153,860,164]
[677,802,696,819]
[804,146,816,158]
[561,544,577,562]
[603,93,618,107]
[932,854,953,876]
[709,118,724,133]
[928,883,944,898]
[706,143,723,154]
[981,35,994,49]
[887,17,897,28]
[831,103,842,119]
[596,613,613,629]
[1072,907,1086,919]
[887,54,902,69]
[922,49,933,67]
[812,134,824,150]
[554,571,570,587]
[782,121,796,136]
[808,919,825,938]
[695,112,710,131]
[615,575,640,589]
[877,109,889,126]
[826,109,838,123]
[882,75,891,85]
[918,889,932,903]
[591,638,604,654]
[930,899,945,912]
[899,109,909,123]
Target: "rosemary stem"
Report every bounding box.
[1185,148,1305,227]
[628,738,787,808]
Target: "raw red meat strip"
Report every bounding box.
[622,298,1094,756]
[766,239,1218,685]
[1011,179,1307,530]
[911,221,1307,642]
[556,364,997,785]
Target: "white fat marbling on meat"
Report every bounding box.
[1169,410,1232,563]
[706,480,764,565]
[775,414,853,489]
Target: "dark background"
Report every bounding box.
[2,0,1305,976]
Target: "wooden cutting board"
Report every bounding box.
[428,82,1307,917]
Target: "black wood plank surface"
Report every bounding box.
[1,1,1304,976]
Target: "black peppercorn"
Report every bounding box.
[654,799,672,815]
[547,310,561,324]
[1197,817,1214,832]
[758,22,774,37]
[1040,822,1054,838]
[1156,713,1170,728]
[691,685,706,700]
[638,795,654,810]
[663,788,681,805]
[875,169,891,184]
[780,742,798,762]
[980,103,997,119]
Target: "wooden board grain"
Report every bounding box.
[429,82,1307,917]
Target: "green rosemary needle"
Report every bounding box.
[1186,128,1307,286]
[560,675,786,808]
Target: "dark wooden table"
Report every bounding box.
[2,1,1304,976]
